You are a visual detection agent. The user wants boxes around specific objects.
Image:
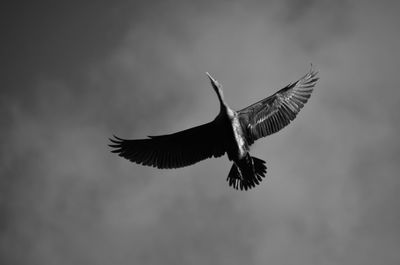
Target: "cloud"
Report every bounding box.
[2,1,400,265]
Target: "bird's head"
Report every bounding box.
[206,72,224,101]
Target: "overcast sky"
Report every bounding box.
[1,1,400,264]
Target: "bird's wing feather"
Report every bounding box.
[109,120,225,169]
[238,67,319,144]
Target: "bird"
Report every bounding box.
[109,66,319,190]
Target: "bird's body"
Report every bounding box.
[215,107,247,161]
[110,67,319,190]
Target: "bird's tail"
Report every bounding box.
[227,154,267,190]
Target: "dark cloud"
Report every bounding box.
[1,1,400,265]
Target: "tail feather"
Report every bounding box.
[227,155,267,190]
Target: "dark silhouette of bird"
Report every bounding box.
[109,66,319,190]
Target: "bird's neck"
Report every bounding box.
[215,87,228,112]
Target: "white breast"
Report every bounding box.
[232,116,247,159]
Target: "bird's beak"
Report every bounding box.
[206,72,220,88]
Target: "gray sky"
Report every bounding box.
[1,1,400,264]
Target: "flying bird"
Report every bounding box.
[109,67,319,190]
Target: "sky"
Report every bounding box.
[1,1,400,264]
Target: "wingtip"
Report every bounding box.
[109,135,126,145]
[308,63,319,76]
[112,134,123,140]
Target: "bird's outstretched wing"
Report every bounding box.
[109,121,226,169]
[238,67,319,144]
